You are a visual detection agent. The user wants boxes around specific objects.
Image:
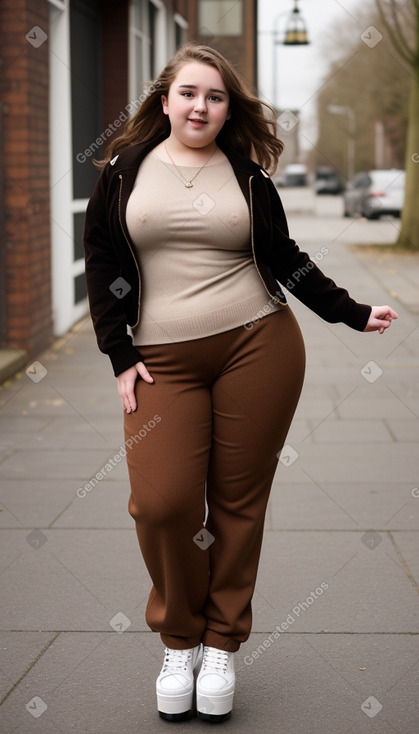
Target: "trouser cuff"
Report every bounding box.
[202,630,241,653]
[160,632,203,650]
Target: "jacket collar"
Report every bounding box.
[107,134,268,208]
[108,134,266,179]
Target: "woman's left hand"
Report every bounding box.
[364,305,399,334]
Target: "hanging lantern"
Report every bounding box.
[283,0,309,45]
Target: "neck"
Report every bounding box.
[165,134,218,162]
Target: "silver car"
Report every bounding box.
[343,169,405,219]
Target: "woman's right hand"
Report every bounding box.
[116,361,154,413]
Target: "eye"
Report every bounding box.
[209,95,222,102]
[181,91,193,98]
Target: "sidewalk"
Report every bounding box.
[0,201,418,733]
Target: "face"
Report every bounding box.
[161,61,230,149]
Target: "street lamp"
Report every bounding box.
[283,0,309,46]
[327,104,356,180]
[272,1,310,108]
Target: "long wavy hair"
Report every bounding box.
[96,43,284,172]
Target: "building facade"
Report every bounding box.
[0,0,257,365]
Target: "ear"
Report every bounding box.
[161,94,169,115]
[225,109,231,120]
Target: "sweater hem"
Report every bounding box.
[132,292,284,345]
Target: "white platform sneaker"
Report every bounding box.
[156,645,202,721]
[196,646,235,722]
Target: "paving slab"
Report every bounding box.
[0,480,84,528]
[41,414,125,443]
[353,246,419,314]
[0,448,127,481]
[0,420,123,451]
[282,418,314,444]
[384,418,419,442]
[253,530,419,634]
[390,530,419,582]
[0,378,121,420]
[0,631,56,701]
[51,481,132,529]
[275,442,418,483]
[309,418,392,442]
[1,631,417,734]
[0,530,150,632]
[268,482,419,531]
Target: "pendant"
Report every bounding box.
[185,181,193,188]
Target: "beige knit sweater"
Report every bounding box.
[126,151,282,345]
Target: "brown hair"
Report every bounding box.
[97,43,283,172]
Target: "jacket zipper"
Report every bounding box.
[248,176,282,304]
[118,174,141,327]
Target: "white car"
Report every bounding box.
[343,169,405,219]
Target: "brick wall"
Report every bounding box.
[1,0,52,358]
[188,0,257,89]
[0,0,195,361]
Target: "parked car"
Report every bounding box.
[315,166,344,195]
[343,169,405,219]
[284,163,308,187]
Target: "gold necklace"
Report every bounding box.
[163,141,217,188]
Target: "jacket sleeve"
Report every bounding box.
[265,177,372,331]
[83,166,145,376]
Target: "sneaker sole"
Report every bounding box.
[196,690,234,721]
[197,710,231,723]
[159,709,195,722]
[157,690,194,718]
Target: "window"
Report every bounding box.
[198,0,243,37]
[174,12,188,48]
[70,0,102,200]
[129,0,166,102]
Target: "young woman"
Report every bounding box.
[83,43,397,723]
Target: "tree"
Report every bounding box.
[375,0,419,249]
[315,2,410,177]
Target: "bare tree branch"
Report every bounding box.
[390,0,415,54]
[374,0,415,65]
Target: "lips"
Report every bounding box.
[188,118,207,125]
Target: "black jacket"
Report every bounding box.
[83,135,371,376]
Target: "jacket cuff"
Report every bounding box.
[344,303,372,332]
[108,344,146,377]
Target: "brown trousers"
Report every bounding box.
[124,308,305,653]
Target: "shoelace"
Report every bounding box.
[162,648,193,672]
[202,647,229,674]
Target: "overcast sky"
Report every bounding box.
[257,0,373,148]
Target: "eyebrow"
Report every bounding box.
[177,84,227,95]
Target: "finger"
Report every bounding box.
[377,306,398,320]
[379,311,393,323]
[121,394,133,413]
[127,386,137,412]
[385,306,399,319]
[136,362,154,383]
[120,383,137,413]
[376,318,393,333]
[125,396,137,413]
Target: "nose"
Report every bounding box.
[194,95,207,113]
